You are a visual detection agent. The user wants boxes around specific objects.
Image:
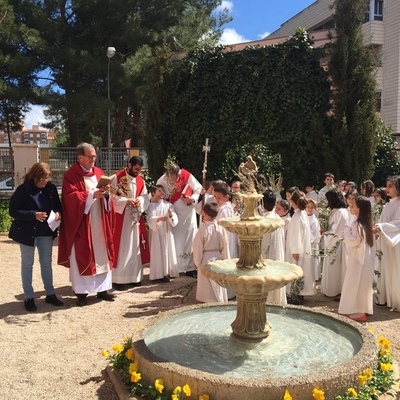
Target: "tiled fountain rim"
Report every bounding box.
[131,303,378,400]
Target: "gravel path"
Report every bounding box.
[0,234,399,400]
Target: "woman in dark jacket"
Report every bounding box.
[9,162,64,311]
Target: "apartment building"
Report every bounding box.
[268,0,400,140]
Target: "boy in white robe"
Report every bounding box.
[306,199,322,280]
[193,202,228,303]
[148,185,179,282]
[260,189,287,305]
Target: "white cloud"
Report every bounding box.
[23,105,50,129]
[258,32,271,39]
[219,28,249,45]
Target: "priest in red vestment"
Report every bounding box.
[58,143,115,306]
[111,155,149,290]
[156,160,202,277]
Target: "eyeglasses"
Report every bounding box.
[40,176,51,181]
[82,154,97,160]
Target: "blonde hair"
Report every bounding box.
[25,162,51,184]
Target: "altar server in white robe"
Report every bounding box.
[374,176,400,311]
[260,188,287,305]
[193,202,228,303]
[286,190,316,297]
[148,185,179,282]
[339,196,375,322]
[321,189,349,298]
[306,199,321,280]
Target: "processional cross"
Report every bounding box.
[202,138,211,209]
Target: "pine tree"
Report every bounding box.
[328,0,379,183]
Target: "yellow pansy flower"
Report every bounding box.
[380,363,393,371]
[112,344,124,354]
[283,389,293,400]
[347,388,358,397]
[173,386,182,395]
[129,361,140,374]
[155,379,164,393]
[130,371,141,383]
[100,350,109,357]
[358,375,367,386]
[363,368,373,380]
[199,395,209,400]
[125,348,135,361]
[312,387,325,400]
[171,395,179,400]
[183,384,191,396]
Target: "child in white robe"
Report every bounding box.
[286,190,316,301]
[321,188,349,298]
[260,189,287,305]
[373,176,400,311]
[339,196,375,322]
[306,199,321,280]
[148,185,179,282]
[193,202,228,303]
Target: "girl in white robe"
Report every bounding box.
[286,190,316,297]
[339,196,375,321]
[374,176,400,311]
[148,186,179,281]
[193,202,228,303]
[321,188,349,297]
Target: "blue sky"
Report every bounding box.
[217,0,316,44]
[25,0,316,128]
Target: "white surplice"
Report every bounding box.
[285,209,316,296]
[156,172,202,273]
[111,174,149,284]
[320,208,348,297]
[338,221,374,315]
[69,175,112,294]
[376,197,400,310]
[260,209,287,305]
[216,201,239,258]
[193,220,228,303]
[308,213,321,280]
[148,199,179,280]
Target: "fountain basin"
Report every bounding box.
[132,303,377,400]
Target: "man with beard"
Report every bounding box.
[111,156,149,290]
[156,159,202,277]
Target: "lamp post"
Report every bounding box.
[106,46,116,175]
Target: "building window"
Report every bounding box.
[30,133,33,138]
[374,0,383,21]
[41,139,47,144]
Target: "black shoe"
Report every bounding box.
[374,302,387,307]
[185,270,197,278]
[97,291,115,301]
[76,294,88,307]
[45,294,64,306]
[160,276,171,283]
[333,295,341,302]
[113,283,126,291]
[130,282,142,287]
[24,298,37,312]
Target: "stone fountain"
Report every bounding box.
[130,158,378,400]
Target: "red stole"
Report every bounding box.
[57,162,115,275]
[168,168,191,204]
[113,169,150,265]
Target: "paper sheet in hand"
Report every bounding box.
[47,210,61,231]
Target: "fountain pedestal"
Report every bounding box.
[203,189,303,342]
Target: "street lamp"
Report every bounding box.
[106,46,116,175]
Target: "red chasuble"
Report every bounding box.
[167,168,191,204]
[57,162,115,275]
[112,169,150,265]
